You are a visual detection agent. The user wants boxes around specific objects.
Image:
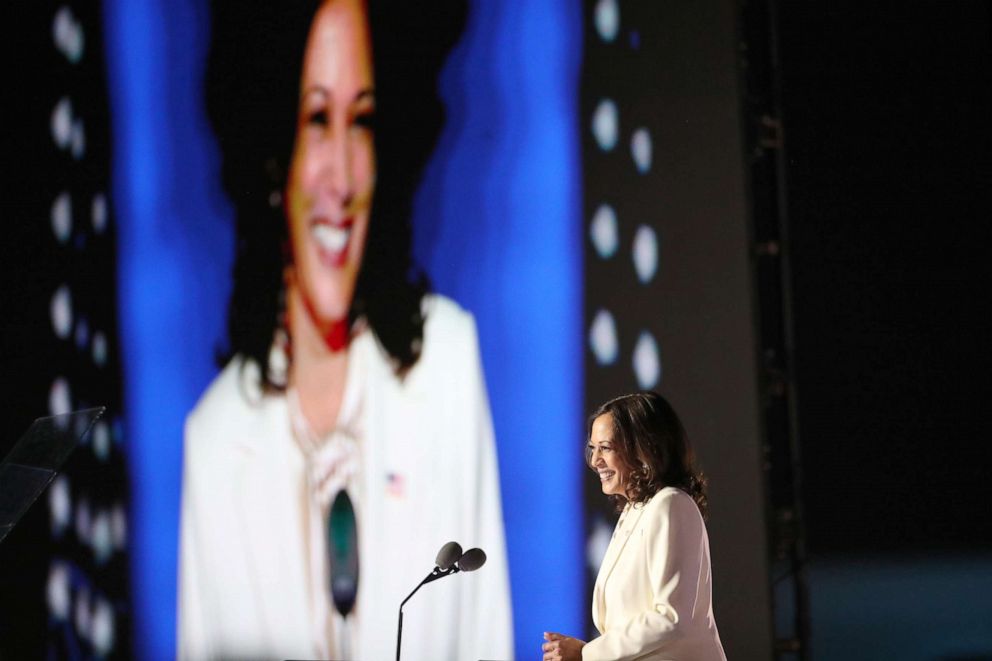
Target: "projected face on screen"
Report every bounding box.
[286,0,376,330]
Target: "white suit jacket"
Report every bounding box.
[178,296,513,660]
[583,487,726,661]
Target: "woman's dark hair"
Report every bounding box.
[588,391,708,518]
[205,0,466,387]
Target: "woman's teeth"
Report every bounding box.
[313,224,350,254]
[598,470,615,482]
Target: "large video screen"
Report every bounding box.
[107,1,583,658]
[2,1,772,658]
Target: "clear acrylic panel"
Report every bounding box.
[0,407,105,544]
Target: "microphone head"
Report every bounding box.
[457,547,487,572]
[436,541,463,570]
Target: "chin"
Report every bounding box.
[311,285,355,324]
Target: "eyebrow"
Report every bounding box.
[300,86,376,105]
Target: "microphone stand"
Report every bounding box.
[396,565,461,661]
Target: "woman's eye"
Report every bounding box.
[354,110,376,130]
[307,109,329,127]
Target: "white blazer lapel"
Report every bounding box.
[232,402,310,644]
[592,504,645,631]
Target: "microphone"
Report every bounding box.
[457,547,486,572]
[396,542,487,661]
[435,541,462,571]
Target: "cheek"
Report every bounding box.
[287,126,329,189]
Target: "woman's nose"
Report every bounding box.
[318,132,354,206]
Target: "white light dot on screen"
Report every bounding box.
[91,510,113,565]
[630,127,653,174]
[75,316,90,351]
[51,285,72,339]
[75,586,91,641]
[586,516,614,572]
[632,330,662,390]
[590,204,619,259]
[592,98,618,152]
[52,7,84,63]
[93,421,110,461]
[91,193,108,234]
[49,475,72,537]
[67,17,85,64]
[92,331,108,367]
[91,598,115,656]
[49,377,72,417]
[111,503,127,550]
[51,97,73,149]
[53,6,72,52]
[594,0,620,43]
[589,309,619,366]
[47,561,70,620]
[51,192,72,243]
[75,496,92,545]
[632,224,659,284]
[71,119,86,160]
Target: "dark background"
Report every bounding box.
[780,1,992,554]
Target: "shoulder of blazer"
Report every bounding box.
[406,294,482,388]
[420,294,477,357]
[638,487,702,530]
[185,358,276,449]
[645,486,696,510]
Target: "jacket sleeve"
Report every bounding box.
[582,492,707,661]
[453,313,515,661]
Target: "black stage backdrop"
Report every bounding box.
[781,1,992,555]
[775,2,992,658]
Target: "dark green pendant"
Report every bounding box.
[327,489,359,617]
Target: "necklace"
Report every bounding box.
[287,385,363,657]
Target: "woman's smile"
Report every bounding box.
[311,217,354,267]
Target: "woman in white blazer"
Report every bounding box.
[179,2,512,659]
[543,392,726,661]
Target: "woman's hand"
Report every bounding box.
[542,631,585,661]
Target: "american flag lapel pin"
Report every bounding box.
[386,472,405,498]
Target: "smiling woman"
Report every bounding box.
[545,392,725,661]
[177,1,512,659]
